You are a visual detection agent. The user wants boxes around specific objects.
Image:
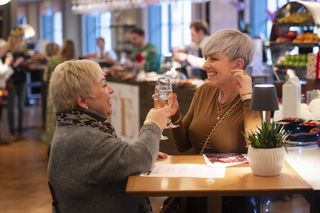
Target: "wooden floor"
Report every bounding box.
[0,137,51,213]
[0,105,310,213]
[0,105,51,213]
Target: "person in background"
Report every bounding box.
[43,39,75,150]
[47,59,170,213]
[169,29,261,212]
[0,39,13,144]
[82,37,116,65]
[41,42,60,130]
[45,42,60,58]
[173,20,209,79]
[6,27,29,141]
[129,28,161,73]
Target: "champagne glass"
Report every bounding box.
[153,84,168,140]
[155,77,179,129]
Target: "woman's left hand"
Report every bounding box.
[157,151,168,160]
[231,69,253,95]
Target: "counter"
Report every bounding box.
[286,144,320,212]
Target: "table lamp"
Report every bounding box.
[250,84,279,123]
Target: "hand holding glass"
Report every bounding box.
[153,77,179,140]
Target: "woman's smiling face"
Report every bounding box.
[86,73,114,117]
[203,52,236,86]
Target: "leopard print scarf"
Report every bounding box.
[56,108,117,138]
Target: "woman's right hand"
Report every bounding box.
[13,57,24,67]
[144,106,171,131]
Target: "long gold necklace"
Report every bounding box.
[201,97,241,154]
[216,94,239,120]
[217,102,223,120]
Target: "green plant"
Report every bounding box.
[246,122,289,149]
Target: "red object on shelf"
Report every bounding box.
[136,53,143,63]
[286,31,297,41]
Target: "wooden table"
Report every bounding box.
[126,155,312,212]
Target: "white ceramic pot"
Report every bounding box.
[248,146,285,176]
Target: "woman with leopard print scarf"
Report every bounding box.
[47,59,170,213]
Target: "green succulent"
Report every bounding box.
[246,122,289,149]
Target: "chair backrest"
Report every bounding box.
[48,181,61,213]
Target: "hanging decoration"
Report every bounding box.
[228,0,245,11]
[71,0,210,14]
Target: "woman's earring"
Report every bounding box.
[84,106,88,109]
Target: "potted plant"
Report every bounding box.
[246,122,289,176]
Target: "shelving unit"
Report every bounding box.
[269,2,320,87]
[269,42,318,48]
[110,9,138,60]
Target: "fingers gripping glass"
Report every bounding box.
[153,77,179,140]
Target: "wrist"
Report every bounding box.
[240,93,252,102]
[144,119,162,130]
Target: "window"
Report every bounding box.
[39,0,62,45]
[160,1,192,56]
[82,12,112,55]
[17,5,27,25]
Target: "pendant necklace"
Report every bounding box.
[216,92,238,120]
[217,101,222,120]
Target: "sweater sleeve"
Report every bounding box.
[171,88,200,152]
[187,54,205,69]
[87,123,161,183]
[145,45,160,72]
[242,98,261,137]
[0,62,13,80]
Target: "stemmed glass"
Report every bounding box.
[153,77,179,140]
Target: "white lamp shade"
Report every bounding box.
[0,0,11,6]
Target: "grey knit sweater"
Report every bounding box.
[48,112,161,213]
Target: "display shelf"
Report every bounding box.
[269,42,319,48]
[110,9,138,60]
[274,64,306,71]
[274,23,316,27]
[269,1,320,86]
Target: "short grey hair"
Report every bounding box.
[49,59,104,112]
[0,39,7,49]
[202,29,254,69]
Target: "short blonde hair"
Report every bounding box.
[202,29,254,69]
[49,59,103,112]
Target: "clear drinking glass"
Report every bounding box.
[153,85,169,140]
[153,77,179,140]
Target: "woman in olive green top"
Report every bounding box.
[44,39,75,147]
[169,29,261,213]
